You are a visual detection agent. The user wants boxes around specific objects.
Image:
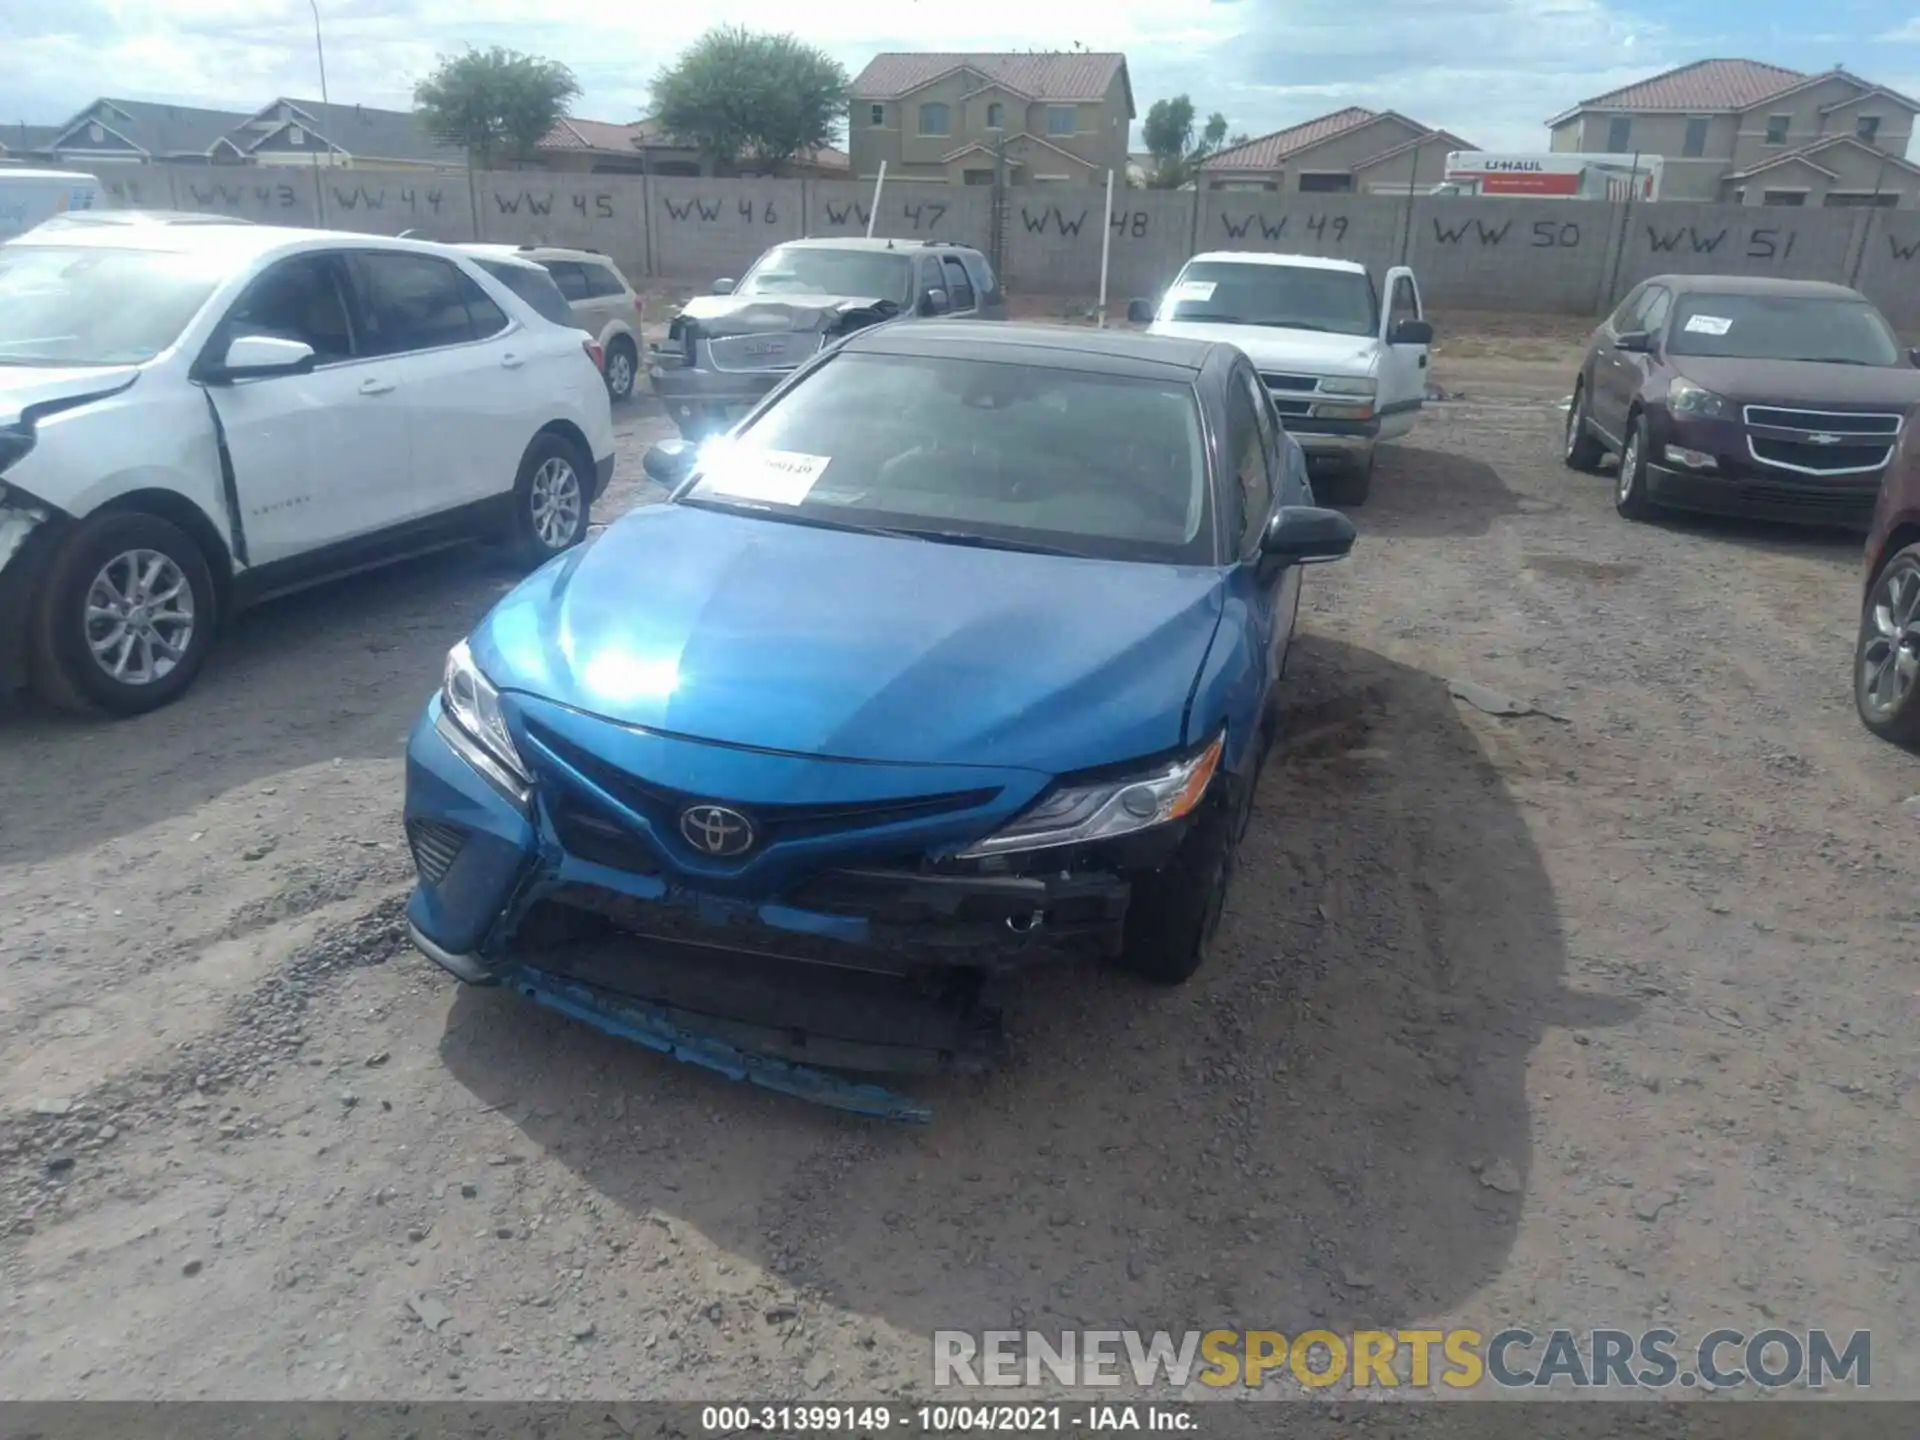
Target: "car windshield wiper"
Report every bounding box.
[1250,320,1334,331]
[888,528,1085,558]
[1169,311,1246,324]
[677,495,903,537]
[1779,356,1875,366]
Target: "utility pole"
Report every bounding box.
[310,0,330,225]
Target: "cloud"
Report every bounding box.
[1880,17,1920,41]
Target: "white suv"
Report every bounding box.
[0,223,616,716]
[456,244,643,401]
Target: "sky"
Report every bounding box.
[8,0,1920,157]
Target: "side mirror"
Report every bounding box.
[1263,504,1357,563]
[1614,330,1653,354]
[918,287,950,317]
[212,334,316,381]
[712,278,736,295]
[1126,298,1155,324]
[642,438,697,486]
[1389,318,1433,346]
[1909,347,1920,368]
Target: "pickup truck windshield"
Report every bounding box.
[1164,260,1378,336]
[680,352,1212,565]
[738,246,914,306]
[1666,293,1901,367]
[0,245,222,366]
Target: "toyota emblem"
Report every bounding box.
[679,803,755,857]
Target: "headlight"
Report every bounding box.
[1668,377,1733,420]
[955,732,1224,859]
[441,639,532,793]
[1317,376,1377,397]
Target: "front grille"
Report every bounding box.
[1260,372,1317,392]
[1748,437,1892,474]
[1743,406,1901,436]
[551,799,660,875]
[523,720,1001,856]
[405,819,467,886]
[1740,481,1880,510]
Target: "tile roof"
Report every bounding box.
[53,98,253,156]
[1725,133,1920,181]
[1559,59,1806,116]
[1351,128,1478,171]
[1201,108,1385,171]
[539,117,641,153]
[850,53,1128,105]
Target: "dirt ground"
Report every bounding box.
[1,316,1916,1407]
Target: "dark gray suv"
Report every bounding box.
[650,238,1006,438]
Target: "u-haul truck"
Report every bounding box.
[1433,153,1662,202]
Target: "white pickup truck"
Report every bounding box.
[1129,251,1432,504]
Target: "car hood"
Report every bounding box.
[1670,356,1920,410]
[0,364,141,428]
[675,292,902,337]
[1148,321,1381,375]
[471,504,1227,774]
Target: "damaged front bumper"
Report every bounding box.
[402,697,1154,1090]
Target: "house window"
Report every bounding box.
[1298,172,1353,193]
[1857,115,1881,144]
[986,102,1004,130]
[1761,189,1806,206]
[918,103,950,136]
[88,123,104,143]
[1047,106,1076,136]
[1605,115,1631,152]
[1764,115,1789,146]
[1682,117,1708,157]
[289,125,305,146]
[869,104,884,127]
[1824,191,1898,208]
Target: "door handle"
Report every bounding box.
[500,353,524,370]
[358,377,395,395]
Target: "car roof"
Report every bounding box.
[840,320,1219,380]
[5,222,501,264]
[456,242,618,266]
[1645,273,1866,301]
[1187,250,1368,275]
[771,237,978,254]
[32,209,255,228]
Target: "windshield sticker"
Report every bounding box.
[698,448,831,506]
[1683,314,1732,336]
[1171,280,1217,303]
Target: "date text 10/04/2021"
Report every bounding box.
[700,1406,1193,1432]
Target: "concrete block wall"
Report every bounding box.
[77,164,1920,329]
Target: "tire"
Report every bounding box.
[510,432,593,566]
[29,511,217,717]
[603,337,637,402]
[1614,412,1658,522]
[1855,543,1920,749]
[1117,780,1246,986]
[1317,448,1374,507]
[1564,379,1606,472]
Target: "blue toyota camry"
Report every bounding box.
[402,320,1355,1081]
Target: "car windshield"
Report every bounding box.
[1666,293,1901,366]
[737,246,913,305]
[0,245,222,366]
[1161,260,1378,336]
[679,352,1212,564]
[474,258,575,327]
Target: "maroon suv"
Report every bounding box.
[1565,275,1920,528]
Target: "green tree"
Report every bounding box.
[651,25,848,173]
[1141,94,1231,188]
[414,47,581,167]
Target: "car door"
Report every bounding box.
[1218,362,1288,728]
[1616,284,1670,422]
[1590,283,1651,439]
[200,249,414,567]
[542,259,593,329]
[1234,362,1305,683]
[1376,266,1427,439]
[576,258,630,341]
[916,257,949,316]
[939,255,979,318]
[348,248,529,517]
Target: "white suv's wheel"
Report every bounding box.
[510,433,593,565]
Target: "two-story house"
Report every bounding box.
[1547,59,1920,206]
[847,52,1134,185]
[1199,107,1473,193]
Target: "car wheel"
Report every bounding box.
[1117,781,1246,986]
[30,511,217,717]
[1855,543,1920,749]
[1564,380,1606,472]
[1615,413,1658,522]
[510,433,593,565]
[604,338,637,402]
[1317,449,1374,507]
